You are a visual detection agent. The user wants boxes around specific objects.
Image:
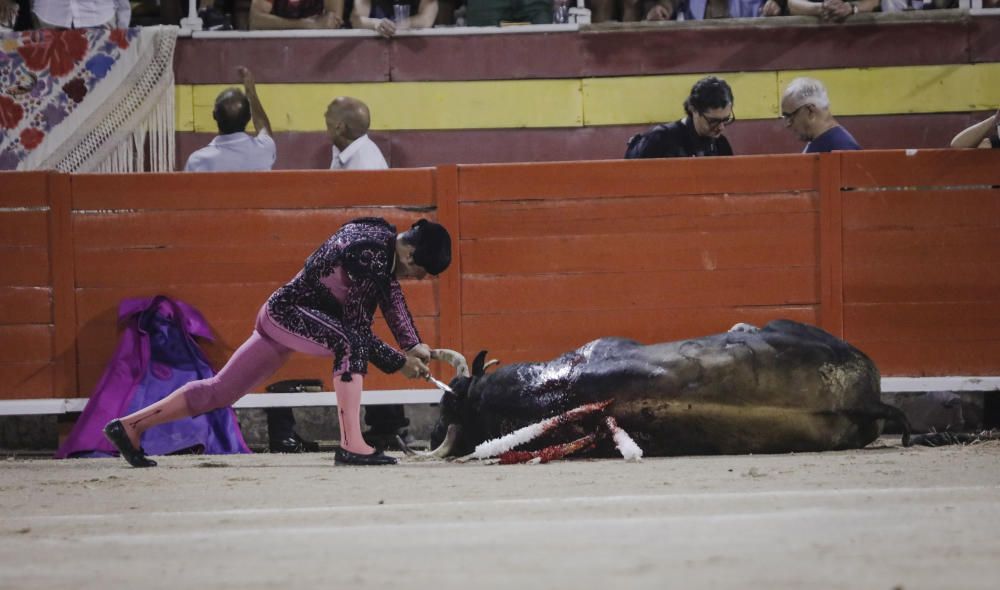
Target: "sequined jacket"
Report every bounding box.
[266,218,421,374]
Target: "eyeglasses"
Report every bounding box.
[781,104,810,121]
[700,111,736,128]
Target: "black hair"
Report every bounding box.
[213,89,251,135]
[403,219,451,275]
[683,76,734,116]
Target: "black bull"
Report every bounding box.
[430,320,911,458]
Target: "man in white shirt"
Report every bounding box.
[30,0,131,28]
[326,97,388,170]
[185,66,277,173]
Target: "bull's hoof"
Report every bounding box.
[103,420,157,468]
[334,448,398,466]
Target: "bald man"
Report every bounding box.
[325,97,388,170]
[185,67,276,172]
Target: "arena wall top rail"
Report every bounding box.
[0,150,998,414]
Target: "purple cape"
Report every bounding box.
[55,296,250,459]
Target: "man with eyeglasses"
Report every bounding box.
[625,76,735,159]
[780,77,860,153]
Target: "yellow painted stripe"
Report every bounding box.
[175,63,1000,133]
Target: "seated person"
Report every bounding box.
[351,0,438,36]
[950,109,1000,149]
[250,0,342,29]
[787,0,877,21]
[640,0,781,20]
[625,75,735,159]
[465,0,551,25]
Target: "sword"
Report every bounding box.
[427,374,454,393]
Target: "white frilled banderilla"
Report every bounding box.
[453,400,644,464]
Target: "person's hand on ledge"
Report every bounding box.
[645,3,673,20]
[821,0,854,21]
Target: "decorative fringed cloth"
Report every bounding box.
[0,25,177,172]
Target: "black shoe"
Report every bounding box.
[334,447,397,466]
[269,433,321,454]
[103,420,157,468]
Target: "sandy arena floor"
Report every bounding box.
[1,438,998,590]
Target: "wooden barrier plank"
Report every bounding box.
[850,340,1000,377]
[462,306,819,355]
[0,362,54,398]
[71,170,436,210]
[841,149,1000,188]
[462,267,818,314]
[0,172,49,208]
[461,228,817,275]
[0,210,49,247]
[434,165,463,353]
[818,152,844,337]
[460,194,818,239]
[843,189,1000,230]
[0,325,53,362]
[49,174,77,397]
[0,248,50,286]
[75,316,440,369]
[0,287,50,325]
[845,227,1000,268]
[844,263,1000,303]
[72,209,429,249]
[844,302,1000,343]
[74,282,438,326]
[457,156,820,201]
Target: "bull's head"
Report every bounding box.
[425,349,493,458]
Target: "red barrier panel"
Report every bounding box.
[1,150,998,400]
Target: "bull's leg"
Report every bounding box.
[462,399,613,461]
[499,434,598,464]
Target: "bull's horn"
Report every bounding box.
[484,359,500,371]
[432,349,469,378]
[427,424,461,458]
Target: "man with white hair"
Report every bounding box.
[780,77,861,153]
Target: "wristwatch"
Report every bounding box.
[851,2,858,13]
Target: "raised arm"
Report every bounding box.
[237,66,272,136]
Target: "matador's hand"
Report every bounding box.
[407,343,432,362]
[401,355,429,379]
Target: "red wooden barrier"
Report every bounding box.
[1,150,998,400]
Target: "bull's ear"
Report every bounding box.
[471,350,489,377]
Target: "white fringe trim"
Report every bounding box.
[45,26,178,173]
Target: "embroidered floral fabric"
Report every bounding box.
[0,28,141,170]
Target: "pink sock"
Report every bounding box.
[335,374,374,455]
[119,390,194,449]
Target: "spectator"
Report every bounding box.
[787,0,877,21]
[465,0,551,26]
[641,0,781,19]
[325,96,388,170]
[950,109,999,149]
[249,0,342,29]
[185,67,277,172]
[780,77,861,153]
[352,0,438,36]
[625,75,735,159]
[28,0,131,28]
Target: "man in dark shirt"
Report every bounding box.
[780,77,861,153]
[624,76,735,159]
